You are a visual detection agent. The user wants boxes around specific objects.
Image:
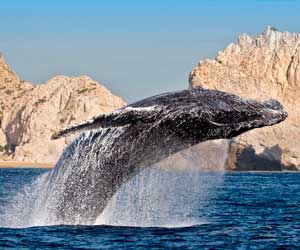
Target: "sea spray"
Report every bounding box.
[0,137,229,228]
[95,166,225,227]
[0,173,49,228]
[94,141,229,228]
[1,166,225,228]
[0,129,229,228]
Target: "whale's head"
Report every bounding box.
[140,88,288,143]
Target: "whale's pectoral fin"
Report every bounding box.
[51,106,160,140]
[51,114,108,140]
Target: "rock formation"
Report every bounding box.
[0,52,227,170]
[3,25,298,172]
[189,26,300,170]
[0,53,126,164]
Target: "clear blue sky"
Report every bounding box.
[0,0,299,102]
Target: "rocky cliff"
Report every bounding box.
[189,26,300,170]
[0,53,225,170]
[0,54,126,164]
[3,26,298,172]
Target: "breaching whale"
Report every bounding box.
[42,88,287,225]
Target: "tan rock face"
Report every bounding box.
[0,55,126,163]
[189,27,300,170]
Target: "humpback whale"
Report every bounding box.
[42,88,286,225]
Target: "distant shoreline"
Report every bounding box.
[0,161,55,168]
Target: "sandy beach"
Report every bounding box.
[0,161,55,168]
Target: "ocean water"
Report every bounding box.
[0,168,300,249]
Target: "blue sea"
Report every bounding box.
[0,168,300,249]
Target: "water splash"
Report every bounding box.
[0,135,228,228]
[1,173,50,227]
[95,166,224,228]
[0,167,224,228]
